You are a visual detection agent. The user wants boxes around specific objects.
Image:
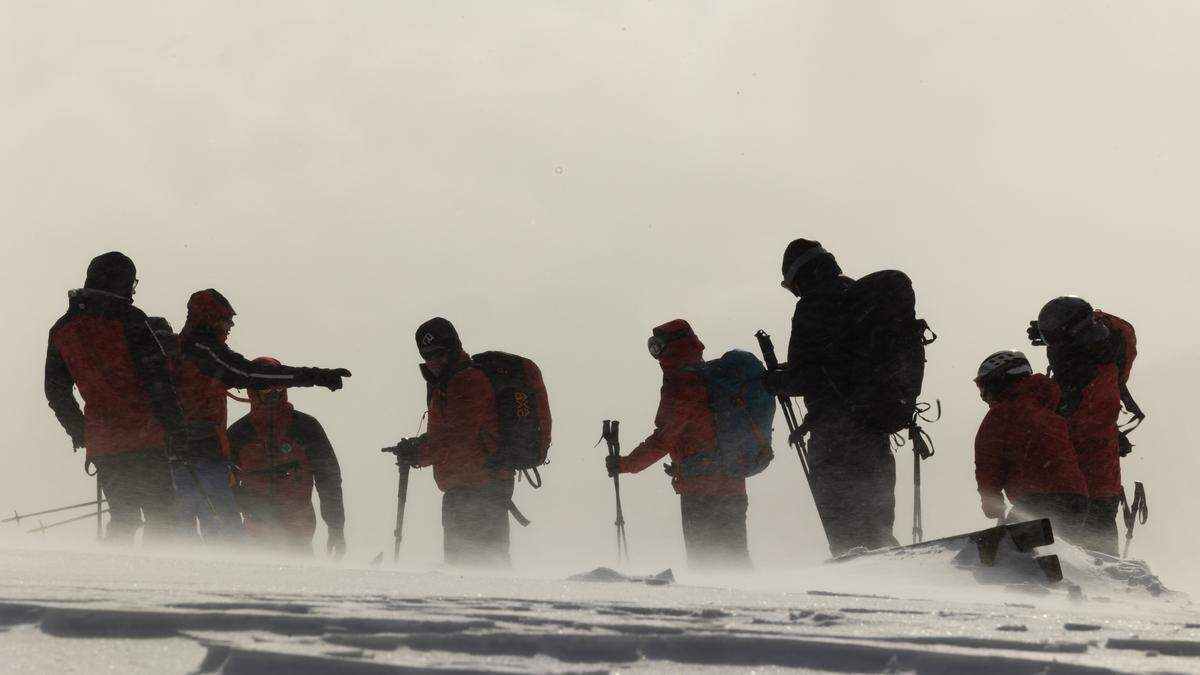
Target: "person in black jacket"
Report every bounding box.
[227,358,345,557]
[764,239,899,555]
[44,252,185,543]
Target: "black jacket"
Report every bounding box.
[781,275,854,420]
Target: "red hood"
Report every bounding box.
[247,357,293,430]
[181,289,236,342]
[996,373,1060,411]
[654,319,705,372]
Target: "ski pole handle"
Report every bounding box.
[755,330,780,370]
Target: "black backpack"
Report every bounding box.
[472,351,552,485]
[832,270,935,435]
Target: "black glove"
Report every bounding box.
[763,369,789,396]
[327,526,346,559]
[1027,320,1045,347]
[605,454,621,478]
[787,426,808,447]
[391,438,422,467]
[313,368,352,391]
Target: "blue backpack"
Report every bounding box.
[679,350,776,478]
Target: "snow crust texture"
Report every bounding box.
[0,545,1196,674]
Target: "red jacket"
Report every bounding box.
[45,289,186,458]
[620,323,746,497]
[975,374,1088,510]
[1064,364,1122,498]
[227,390,344,544]
[175,290,323,462]
[416,352,513,492]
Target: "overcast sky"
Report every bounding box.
[1,1,1196,591]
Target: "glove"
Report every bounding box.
[395,438,422,467]
[980,493,1006,520]
[1027,320,1045,347]
[787,426,808,447]
[313,368,352,391]
[762,369,789,396]
[605,454,621,478]
[327,526,346,559]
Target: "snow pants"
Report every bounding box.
[807,415,899,556]
[442,478,513,567]
[679,494,751,571]
[172,460,244,543]
[93,448,176,545]
[1010,493,1088,546]
[1081,495,1121,556]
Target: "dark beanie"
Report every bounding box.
[84,252,137,298]
[415,317,462,357]
[781,239,839,289]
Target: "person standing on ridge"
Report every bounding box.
[605,320,756,571]
[973,350,1089,543]
[1031,296,1128,555]
[389,318,547,567]
[44,252,185,544]
[764,239,902,555]
[227,358,345,557]
[173,289,351,542]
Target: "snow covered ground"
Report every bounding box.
[0,534,1196,674]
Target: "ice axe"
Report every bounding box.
[380,443,413,563]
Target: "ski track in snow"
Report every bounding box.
[0,543,1197,674]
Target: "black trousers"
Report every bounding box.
[92,448,176,545]
[1081,496,1121,556]
[807,415,899,556]
[1010,493,1088,546]
[679,494,752,571]
[442,479,514,567]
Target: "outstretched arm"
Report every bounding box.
[184,336,348,391]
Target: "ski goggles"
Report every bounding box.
[780,245,827,290]
[647,327,695,359]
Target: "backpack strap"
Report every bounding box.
[520,467,543,489]
[506,499,531,527]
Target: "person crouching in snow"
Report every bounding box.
[227,358,346,557]
[973,350,1089,544]
[606,320,752,571]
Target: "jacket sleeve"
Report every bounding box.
[184,336,319,391]
[121,311,187,440]
[974,410,1009,507]
[1069,365,1122,456]
[620,381,698,474]
[44,335,84,447]
[781,295,841,397]
[299,416,344,531]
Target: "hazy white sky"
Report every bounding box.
[1,2,1196,590]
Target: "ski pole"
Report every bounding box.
[602,420,630,566]
[1121,482,1148,558]
[28,509,112,534]
[754,330,834,548]
[912,449,922,544]
[96,478,103,541]
[3,499,107,526]
[906,407,937,545]
[381,444,412,563]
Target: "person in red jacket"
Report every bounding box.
[973,350,1089,544]
[173,289,351,542]
[392,318,518,567]
[227,358,346,557]
[1034,296,1124,555]
[44,252,186,544]
[606,320,751,571]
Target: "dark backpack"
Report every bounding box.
[679,350,775,478]
[472,351,552,483]
[832,270,935,435]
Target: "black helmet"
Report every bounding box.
[974,350,1032,385]
[84,251,137,298]
[1037,296,1109,346]
[780,239,840,294]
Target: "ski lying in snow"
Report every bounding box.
[836,519,1063,583]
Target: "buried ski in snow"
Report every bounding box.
[835,518,1063,583]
